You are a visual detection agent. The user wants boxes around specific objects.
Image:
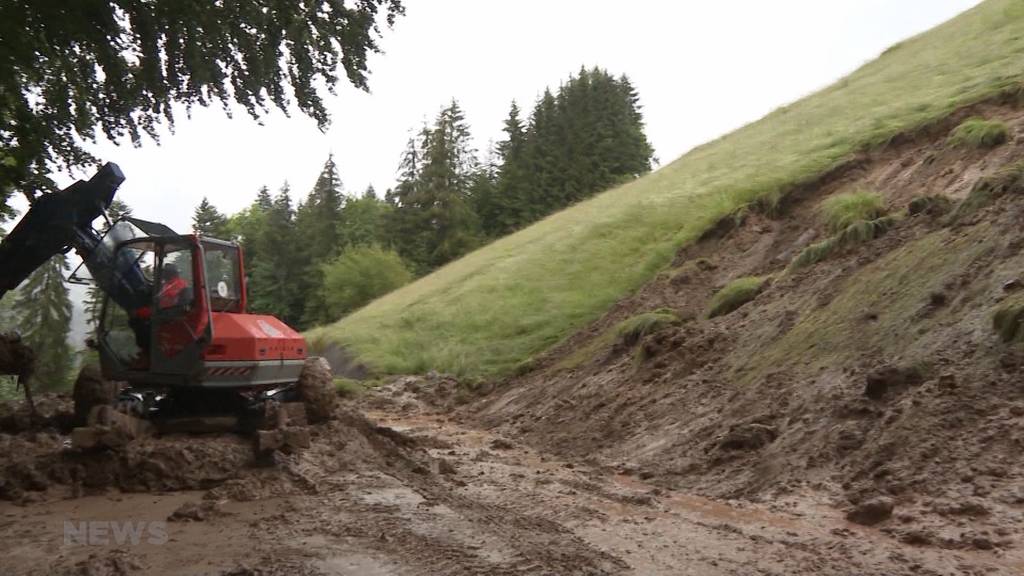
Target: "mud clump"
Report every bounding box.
[846,496,895,526]
[0,393,73,433]
[863,365,924,400]
[717,423,777,451]
[72,364,119,426]
[297,357,337,423]
[168,499,225,522]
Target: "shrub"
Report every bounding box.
[948,117,1010,148]
[614,308,680,346]
[708,277,765,318]
[321,246,414,320]
[820,191,887,233]
[993,297,1024,343]
[790,215,899,269]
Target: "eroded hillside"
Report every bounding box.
[475,99,1024,552]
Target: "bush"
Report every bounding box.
[321,246,414,320]
[820,190,887,233]
[993,297,1024,343]
[708,277,765,318]
[614,309,680,346]
[948,117,1010,148]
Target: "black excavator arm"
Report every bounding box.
[0,163,150,312]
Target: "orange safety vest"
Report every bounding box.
[158,276,187,308]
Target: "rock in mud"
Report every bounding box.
[864,365,923,400]
[845,496,895,526]
[490,438,515,450]
[718,423,777,451]
[72,365,119,426]
[168,500,224,522]
[297,357,337,423]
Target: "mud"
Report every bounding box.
[470,100,1024,565]
[3,384,1021,574]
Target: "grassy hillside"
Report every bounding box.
[311,0,1024,378]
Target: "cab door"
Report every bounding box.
[150,237,212,380]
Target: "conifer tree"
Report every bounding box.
[249,184,303,326]
[339,185,392,248]
[298,155,345,260]
[192,197,230,238]
[14,255,73,390]
[389,101,480,270]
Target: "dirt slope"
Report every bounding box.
[473,100,1024,556]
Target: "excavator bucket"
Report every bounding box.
[0,163,124,300]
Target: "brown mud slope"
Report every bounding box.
[475,101,1024,554]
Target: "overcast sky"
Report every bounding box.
[15,0,983,234]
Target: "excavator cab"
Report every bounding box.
[97,234,213,384]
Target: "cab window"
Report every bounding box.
[203,243,243,313]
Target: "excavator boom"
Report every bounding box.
[0,163,125,300]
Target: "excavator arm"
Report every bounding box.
[0,162,150,311]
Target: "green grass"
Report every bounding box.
[311,0,1024,378]
[615,309,681,346]
[948,117,1012,148]
[708,277,766,318]
[993,296,1024,342]
[791,215,900,269]
[819,190,887,233]
[950,161,1024,220]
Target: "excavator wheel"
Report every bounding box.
[72,364,119,427]
[296,357,336,424]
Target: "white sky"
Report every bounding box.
[13,0,982,234]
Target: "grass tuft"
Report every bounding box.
[993,296,1024,342]
[335,377,368,397]
[948,117,1011,148]
[820,190,887,233]
[791,215,899,269]
[615,309,681,347]
[951,161,1024,221]
[708,277,766,318]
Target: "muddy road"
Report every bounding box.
[0,382,1021,575]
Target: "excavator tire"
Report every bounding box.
[72,364,119,427]
[296,357,336,424]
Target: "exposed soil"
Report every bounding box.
[470,101,1024,564]
[1,381,1021,575]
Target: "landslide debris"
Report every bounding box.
[473,102,1024,549]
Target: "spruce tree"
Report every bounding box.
[339,185,392,248]
[14,255,73,390]
[249,184,302,326]
[192,197,230,238]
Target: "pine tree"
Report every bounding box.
[192,197,230,238]
[14,255,73,390]
[249,184,303,326]
[298,154,345,260]
[389,101,480,270]
[338,185,392,249]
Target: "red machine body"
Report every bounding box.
[94,232,309,391]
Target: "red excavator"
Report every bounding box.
[0,163,334,451]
